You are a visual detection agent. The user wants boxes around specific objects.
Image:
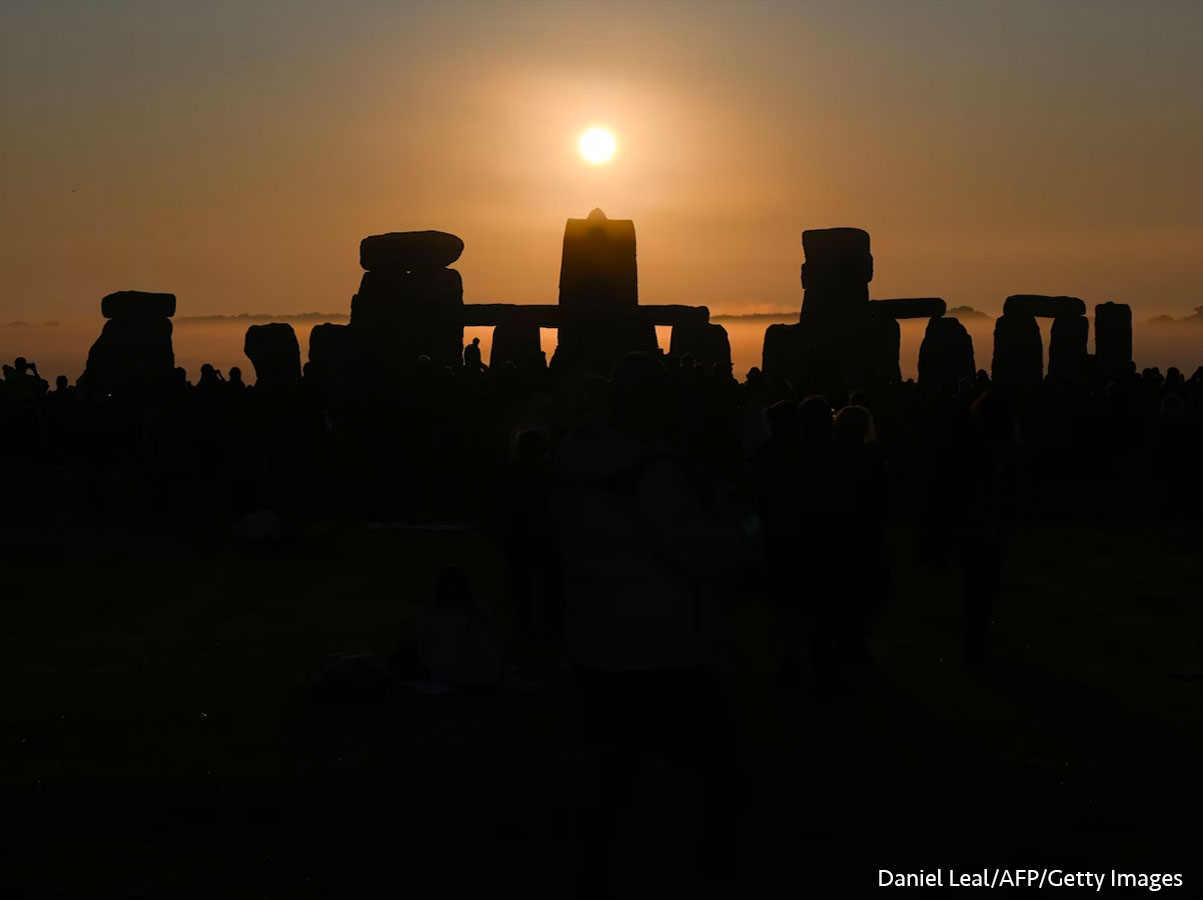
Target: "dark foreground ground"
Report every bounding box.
[1,501,1199,897]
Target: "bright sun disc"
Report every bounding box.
[578,127,616,164]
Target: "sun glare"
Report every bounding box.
[578,127,616,165]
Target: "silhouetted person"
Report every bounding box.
[416,566,500,688]
[463,336,486,373]
[961,391,1021,666]
[3,357,48,457]
[822,404,890,696]
[3,356,47,404]
[553,350,747,898]
[498,429,562,642]
[748,399,806,689]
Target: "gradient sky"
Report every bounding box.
[2,0,1201,324]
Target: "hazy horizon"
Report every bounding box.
[7,312,1203,389]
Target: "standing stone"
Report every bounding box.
[669,322,732,370]
[490,322,544,370]
[349,232,465,375]
[761,322,801,385]
[991,313,1043,394]
[308,322,353,373]
[919,317,975,390]
[799,227,872,326]
[1094,302,1132,381]
[1048,315,1089,384]
[865,315,901,383]
[552,208,657,373]
[82,290,176,398]
[244,322,302,389]
[761,227,875,398]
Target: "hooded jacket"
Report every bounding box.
[552,421,744,672]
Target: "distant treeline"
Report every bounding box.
[177,312,350,324]
[712,305,990,321]
[1148,307,1203,326]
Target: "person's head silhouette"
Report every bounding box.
[610,351,668,439]
[833,405,876,448]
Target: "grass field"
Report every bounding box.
[1,510,1199,897]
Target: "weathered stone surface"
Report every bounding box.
[868,297,946,320]
[991,312,1043,393]
[1048,315,1089,384]
[919,317,975,389]
[359,230,464,271]
[669,322,731,369]
[101,291,176,319]
[1094,302,1132,374]
[1003,294,1086,318]
[244,322,301,388]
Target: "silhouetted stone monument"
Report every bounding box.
[1003,294,1086,318]
[308,322,353,376]
[865,315,902,383]
[919,316,975,389]
[359,231,464,271]
[761,231,954,393]
[491,322,544,370]
[1048,314,1089,384]
[349,231,465,376]
[991,312,1043,394]
[551,208,657,372]
[82,290,176,398]
[761,227,874,396]
[1094,302,1132,382]
[245,322,302,389]
[669,320,732,370]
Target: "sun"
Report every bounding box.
[578,127,616,165]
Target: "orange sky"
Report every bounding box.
[2,0,1201,324]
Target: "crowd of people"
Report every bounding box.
[4,340,1202,895]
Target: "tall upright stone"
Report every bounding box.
[761,227,875,398]
[348,231,465,378]
[865,315,901,383]
[669,321,732,370]
[918,317,975,390]
[1048,315,1089,384]
[245,322,302,389]
[82,291,176,398]
[490,322,545,370]
[552,208,656,373]
[1094,302,1132,382]
[991,313,1043,394]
